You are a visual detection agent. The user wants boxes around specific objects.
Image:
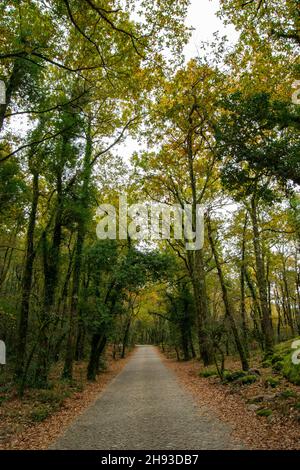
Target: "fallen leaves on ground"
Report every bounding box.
[0,352,131,450]
[164,355,300,450]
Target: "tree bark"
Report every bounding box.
[62,118,92,380]
[15,170,39,383]
[207,216,249,371]
[249,197,274,355]
[87,334,107,381]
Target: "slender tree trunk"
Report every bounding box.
[282,257,295,335]
[36,137,67,386]
[189,329,196,358]
[121,316,131,358]
[75,273,90,361]
[240,214,249,355]
[249,197,274,354]
[15,170,39,382]
[188,249,213,365]
[207,217,249,371]
[62,118,92,380]
[185,118,213,365]
[62,223,85,380]
[87,334,107,381]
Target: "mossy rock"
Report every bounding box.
[276,337,300,355]
[261,358,272,368]
[271,354,284,365]
[256,408,273,417]
[265,376,280,388]
[280,389,297,399]
[236,374,258,385]
[262,353,284,370]
[199,368,217,378]
[282,353,300,385]
[272,360,284,372]
[223,370,247,382]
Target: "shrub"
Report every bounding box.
[256,408,273,417]
[72,382,84,393]
[265,377,280,388]
[271,354,284,365]
[272,361,284,372]
[262,359,271,368]
[262,353,284,370]
[280,389,297,399]
[223,370,247,382]
[282,353,300,385]
[0,396,8,406]
[199,368,217,378]
[37,389,64,405]
[236,375,258,385]
[30,405,50,422]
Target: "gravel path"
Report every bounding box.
[51,345,244,450]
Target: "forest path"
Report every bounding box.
[51,345,244,450]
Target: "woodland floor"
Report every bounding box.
[1,346,299,450]
[0,350,132,450]
[164,352,300,450]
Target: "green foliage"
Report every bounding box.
[236,375,258,385]
[0,0,299,407]
[223,370,247,382]
[0,158,28,221]
[0,396,9,406]
[216,92,300,191]
[199,368,218,378]
[269,354,285,372]
[36,389,67,407]
[265,377,280,388]
[280,389,297,399]
[30,405,51,422]
[282,355,300,386]
[256,408,273,417]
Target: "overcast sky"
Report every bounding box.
[120,0,238,163]
[184,0,238,60]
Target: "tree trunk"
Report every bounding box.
[188,250,213,365]
[62,118,92,380]
[240,214,249,355]
[36,136,67,386]
[185,119,213,365]
[87,334,107,381]
[62,223,85,380]
[207,217,249,371]
[15,170,39,383]
[121,317,131,358]
[249,197,274,355]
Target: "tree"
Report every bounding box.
[134,60,226,364]
[219,0,300,47]
[215,92,300,187]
